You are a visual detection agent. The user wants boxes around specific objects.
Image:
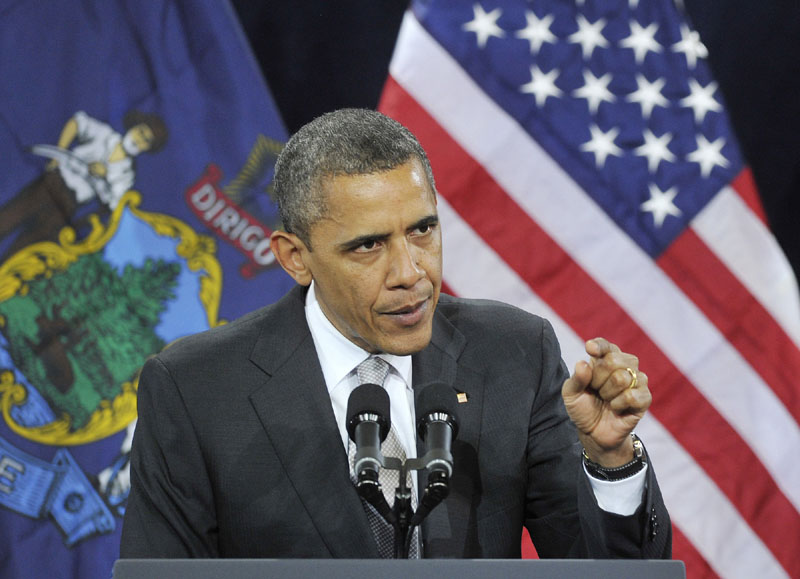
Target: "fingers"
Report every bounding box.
[562,359,593,398]
[596,366,644,400]
[606,369,651,414]
[563,339,653,455]
[582,337,651,412]
[585,337,638,389]
[585,337,619,358]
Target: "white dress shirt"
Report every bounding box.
[305,282,417,461]
[304,282,645,516]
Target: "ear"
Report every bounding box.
[270,230,313,286]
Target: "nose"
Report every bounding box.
[387,239,424,288]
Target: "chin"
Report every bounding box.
[380,328,433,356]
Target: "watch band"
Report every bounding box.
[582,433,646,481]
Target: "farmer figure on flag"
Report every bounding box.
[0,110,167,260]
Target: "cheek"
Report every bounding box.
[340,274,379,320]
[420,243,443,279]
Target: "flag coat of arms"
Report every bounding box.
[0,1,290,577]
[379,1,800,578]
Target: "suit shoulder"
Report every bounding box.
[436,293,549,336]
[433,294,566,386]
[154,295,290,368]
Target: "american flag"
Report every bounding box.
[378,1,800,577]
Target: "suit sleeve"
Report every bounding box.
[120,355,220,557]
[523,320,672,559]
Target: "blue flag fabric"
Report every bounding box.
[0,1,290,577]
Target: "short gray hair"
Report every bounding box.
[272,108,437,248]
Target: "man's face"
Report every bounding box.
[123,124,155,155]
[301,158,442,355]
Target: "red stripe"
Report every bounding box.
[521,528,539,559]
[731,168,767,225]
[658,228,800,423]
[672,527,719,579]
[380,77,800,575]
[440,280,456,296]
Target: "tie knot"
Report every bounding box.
[357,356,390,386]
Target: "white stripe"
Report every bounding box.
[439,196,586,366]
[440,196,786,578]
[692,186,800,348]
[636,416,789,579]
[390,10,800,514]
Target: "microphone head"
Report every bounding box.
[416,382,459,439]
[346,383,391,442]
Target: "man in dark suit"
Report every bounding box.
[121,109,671,559]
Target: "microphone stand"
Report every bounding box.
[375,456,417,558]
[380,454,449,559]
[390,457,412,559]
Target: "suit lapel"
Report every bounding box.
[413,302,484,556]
[247,286,378,558]
[244,288,484,557]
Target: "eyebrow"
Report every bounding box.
[411,214,439,232]
[339,214,439,252]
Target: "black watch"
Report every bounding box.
[582,433,646,481]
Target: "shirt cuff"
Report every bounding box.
[584,462,648,516]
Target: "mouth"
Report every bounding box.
[381,297,430,327]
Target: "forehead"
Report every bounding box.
[320,159,436,223]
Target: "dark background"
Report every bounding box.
[232,0,800,284]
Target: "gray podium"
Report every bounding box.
[113,558,685,578]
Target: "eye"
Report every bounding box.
[412,222,436,237]
[353,239,380,253]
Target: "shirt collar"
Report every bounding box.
[304,282,412,392]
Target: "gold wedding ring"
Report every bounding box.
[625,367,639,389]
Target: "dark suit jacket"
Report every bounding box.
[120,285,671,559]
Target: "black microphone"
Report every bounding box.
[346,383,395,523]
[411,383,459,526]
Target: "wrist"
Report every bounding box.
[582,434,646,481]
[579,431,635,467]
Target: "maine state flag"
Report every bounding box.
[0,1,291,577]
